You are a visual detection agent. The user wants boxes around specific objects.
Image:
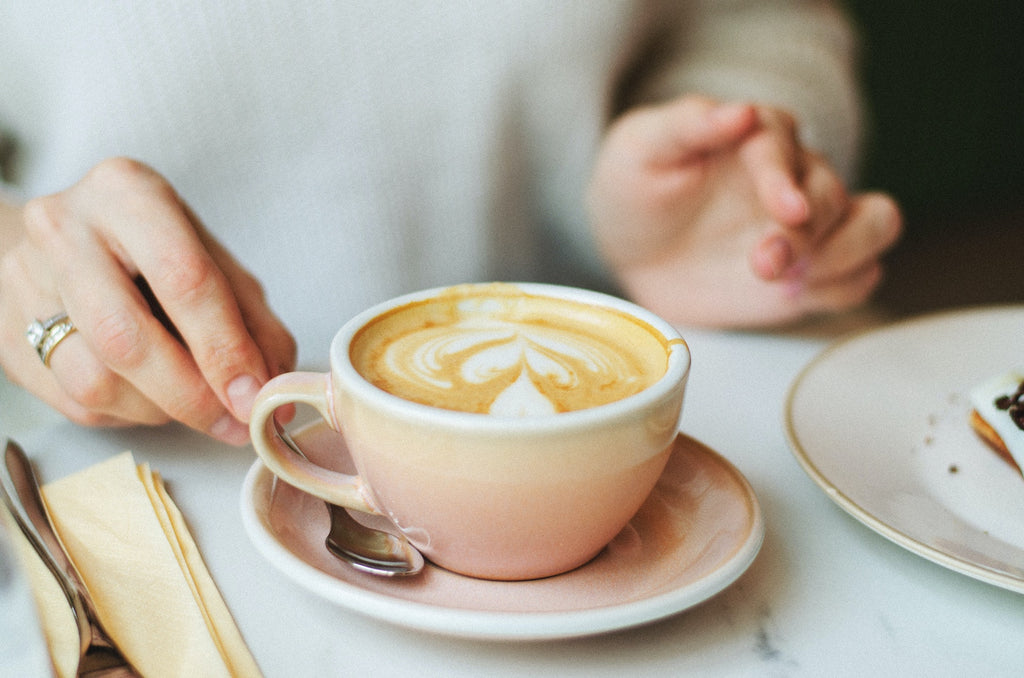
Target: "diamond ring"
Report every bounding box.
[25,312,78,366]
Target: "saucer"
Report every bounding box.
[240,421,764,640]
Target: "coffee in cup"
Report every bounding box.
[249,283,689,580]
[349,286,668,415]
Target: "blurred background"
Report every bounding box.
[845,2,1023,315]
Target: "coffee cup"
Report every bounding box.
[249,282,690,580]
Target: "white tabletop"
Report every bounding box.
[1,308,1021,677]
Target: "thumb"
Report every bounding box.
[634,98,759,168]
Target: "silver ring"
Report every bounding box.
[26,312,78,366]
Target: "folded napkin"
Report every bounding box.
[11,452,261,678]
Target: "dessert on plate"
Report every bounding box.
[969,368,1024,476]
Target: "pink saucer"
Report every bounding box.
[241,422,763,640]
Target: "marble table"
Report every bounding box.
[2,308,1021,677]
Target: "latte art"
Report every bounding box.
[350,286,669,415]
[385,319,648,415]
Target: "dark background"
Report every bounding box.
[844,1,1023,314]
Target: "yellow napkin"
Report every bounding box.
[9,452,261,678]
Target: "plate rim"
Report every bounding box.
[784,304,1024,594]
[240,426,765,640]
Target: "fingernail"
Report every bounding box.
[226,375,261,421]
[210,414,251,447]
[755,237,793,279]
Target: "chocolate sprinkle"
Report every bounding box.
[993,378,1024,431]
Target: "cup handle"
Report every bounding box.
[249,372,380,514]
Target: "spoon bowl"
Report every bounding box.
[272,417,424,577]
[325,504,424,576]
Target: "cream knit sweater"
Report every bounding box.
[0,1,861,366]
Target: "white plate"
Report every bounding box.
[240,421,764,640]
[785,305,1024,593]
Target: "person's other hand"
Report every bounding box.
[0,158,296,444]
[587,95,902,327]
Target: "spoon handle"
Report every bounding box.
[0,439,92,653]
[0,439,139,675]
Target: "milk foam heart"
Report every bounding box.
[350,286,668,415]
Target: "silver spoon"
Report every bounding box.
[272,418,424,576]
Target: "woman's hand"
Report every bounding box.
[587,95,902,327]
[0,158,296,444]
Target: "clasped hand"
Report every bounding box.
[587,95,902,327]
[0,159,296,445]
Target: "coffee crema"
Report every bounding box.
[349,285,670,415]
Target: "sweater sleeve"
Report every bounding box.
[621,0,865,184]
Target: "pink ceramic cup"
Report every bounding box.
[249,283,690,580]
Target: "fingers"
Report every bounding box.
[791,261,885,315]
[231,277,297,380]
[799,155,850,242]
[589,93,903,328]
[741,108,821,281]
[195,220,298,380]
[85,161,272,413]
[620,96,759,169]
[800,192,903,285]
[785,192,903,314]
[125,235,267,421]
[46,333,169,427]
[4,157,289,445]
[61,236,246,438]
[0,230,167,429]
[750,235,796,280]
[738,107,809,227]
[750,152,849,281]
[26,190,251,444]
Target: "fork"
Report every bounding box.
[0,439,140,677]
